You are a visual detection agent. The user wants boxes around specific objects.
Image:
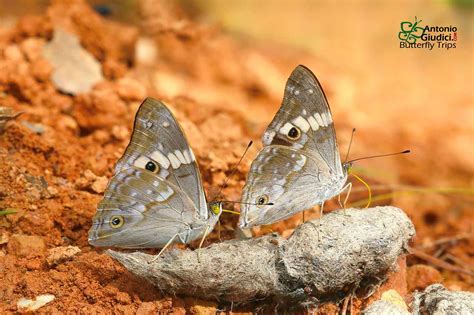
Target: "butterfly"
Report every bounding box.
[88,98,222,249]
[238,65,350,228]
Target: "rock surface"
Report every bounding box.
[7,234,46,257]
[43,28,104,94]
[363,300,410,315]
[109,206,415,308]
[46,246,81,267]
[17,294,55,311]
[412,284,474,315]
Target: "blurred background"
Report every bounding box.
[2,0,472,179]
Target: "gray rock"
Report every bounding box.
[43,28,103,95]
[108,206,415,308]
[363,300,410,315]
[21,121,45,134]
[412,284,474,315]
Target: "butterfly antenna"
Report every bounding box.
[344,128,356,163]
[220,200,274,206]
[347,150,410,164]
[214,140,253,200]
[218,201,273,217]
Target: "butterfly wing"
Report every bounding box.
[239,66,347,227]
[88,167,211,248]
[239,146,347,227]
[88,98,214,248]
[114,97,208,219]
[262,65,343,175]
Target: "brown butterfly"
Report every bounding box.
[239,65,350,227]
[89,98,222,249]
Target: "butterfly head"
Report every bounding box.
[208,201,223,217]
[342,162,353,175]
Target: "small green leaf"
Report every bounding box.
[0,209,17,216]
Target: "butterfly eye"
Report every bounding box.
[145,161,158,172]
[210,203,221,215]
[256,195,269,207]
[109,215,124,228]
[287,127,301,140]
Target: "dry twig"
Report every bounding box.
[408,247,474,276]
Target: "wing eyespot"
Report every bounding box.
[256,195,269,208]
[109,215,124,228]
[286,126,301,140]
[133,156,160,173]
[145,161,159,173]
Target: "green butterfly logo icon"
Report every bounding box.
[399,17,425,44]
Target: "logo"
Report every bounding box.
[399,17,425,44]
[399,17,457,50]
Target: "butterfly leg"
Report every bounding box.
[340,294,350,315]
[343,182,353,211]
[340,287,355,315]
[337,182,353,214]
[317,201,325,242]
[150,233,179,263]
[197,225,211,263]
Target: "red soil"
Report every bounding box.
[0,0,472,313]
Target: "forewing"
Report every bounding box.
[262,65,343,175]
[88,167,207,248]
[115,98,208,219]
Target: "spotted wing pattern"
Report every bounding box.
[262,65,343,175]
[89,167,209,248]
[88,98,212,248]
[114,98,207,219]
[239,66,347,227]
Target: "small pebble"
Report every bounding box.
[46,246,81,267]
[111,125,129,141]
[21,121,46,134]
[92,177,108,194]
[17,294,55,311]
[0,233,9,245]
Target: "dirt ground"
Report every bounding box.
[0,0,472,313]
